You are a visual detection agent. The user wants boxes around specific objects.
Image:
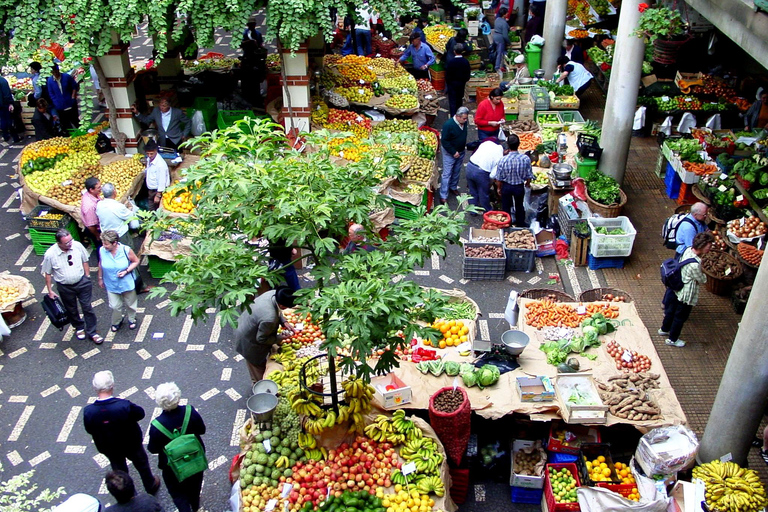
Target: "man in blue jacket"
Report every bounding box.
[83,371,161,495]
[46,65,79,132]
[0,76,21,143]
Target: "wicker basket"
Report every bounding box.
[518,289,575,303]
[708,209,726,226]
[702,251,742,296]
[692,186,711,205]
[586,189,627,218]
[674,204,693,214]
[578,287,634,303]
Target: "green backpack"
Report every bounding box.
[152,406,207,482]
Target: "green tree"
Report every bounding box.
[145,118,472,380]
[0,463,66,512]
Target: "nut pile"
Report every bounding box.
[465,245,504,258]
[432,389,464,413]
[505,230,536,249]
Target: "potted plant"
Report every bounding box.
[634,5,688,64]
[465,7,481,36]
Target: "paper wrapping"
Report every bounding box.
[138,233,193,261]
[369,208,395,231]
[0,272,35,313]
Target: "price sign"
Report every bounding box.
[453,377,459,390]
[339,151,345,159]
[621,350,633,363]
[577,305,586,315]
[720,173,728,180]
[718,185,727,192]
[736,195,744,202]
[358,89,365,95]
[62,180,73,186]
[685,97,693,102]
[720,452,733,462]
[359,79,365,85]
[425,94,433,100]
[661,96,670,102]
[382,37,388,41]
[724,267,732,276]
[265,499,278,511]
[402,462,417,475]
[263,439,271,453]
[281,484,293,498]
[356,116,363,122]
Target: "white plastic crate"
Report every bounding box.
[587,216,637,258]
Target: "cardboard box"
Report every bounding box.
[509,439,546,488]
[536,230,556,257]
[670,480,706,512]
[469,227,503,243]
[554,373,608,424]
[371,374,412,409]
[516,376,555,402]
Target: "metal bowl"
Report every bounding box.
[252,379,278,396]
[518,77,533,85]
[246,393,278,422]
[500,330,530,356]
[533,69,546,79]
[552,163,574,180]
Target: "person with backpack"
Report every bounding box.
[147,382,206,512]
[672,202,709,257]
[659,231,714,347]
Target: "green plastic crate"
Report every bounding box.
[148,255,176,278]
[391,189,431,220]
[217,110,257,130]
[191,97,218,131]
[29,221,80,255]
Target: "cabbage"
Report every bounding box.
[461,371,477,387]
[581,317,595,328]
[460,362,475,375]
[540,340,559,353]
[444,361,461,376]
[569,335,587,353]
[583,329,600,347]
[478,365,500,387]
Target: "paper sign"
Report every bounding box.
[425,95,433,100]
[684,98,692,102]
[281,484,293,498]
[152,332,164,339]
[736,195,744,202]
[724,267,732,276]
[720,173,728,180]
[720,452,732,462]
[265,499,277,511]
[621,350,633,363]
[577,305,586,315]
[294,323,304,332]
[718,185,727,192]
[359,79,365,85]
[263,439,271,453]
[453,377,459,390]
[327,487,331,497]
[402,462,417,475]
[661,96,670,102]
[338,151,344,159]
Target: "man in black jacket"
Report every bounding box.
[83,371,161,495]
[445,43,471,117]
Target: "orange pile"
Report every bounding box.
[426,319,469,348]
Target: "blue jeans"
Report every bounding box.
[477,129,497,141]
[493,39,507,71]
[341,34,355,56]
[440,147,465,201]
[466,162,492,212]
[356,30,372,56]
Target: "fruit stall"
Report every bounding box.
[0,273,35,330]
[17,130,146,229]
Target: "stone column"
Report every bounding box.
[541,0,567,78]
[699,261,768,465]
[598,0,644,184]
[280,43,311,133]
[97,37,141,153]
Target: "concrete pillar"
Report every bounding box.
[541,0,567,78]
[98,35,141,153]
[280,43,311,133]
[597,0,644,185]
[699,261,768,465]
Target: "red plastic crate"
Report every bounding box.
[548,422,601,455]
[595,482,637,500]
[449,468,469,504]
[545,463,581,512]
[677,182,697,205]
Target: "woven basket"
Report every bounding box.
[692,186,711,205]
[519,288,575,302]
[674,204,693,214]
[702,250,742,296]
[586,189,627,218]
[578,287,634,303]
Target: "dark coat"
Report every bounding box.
[147,405,206,471]
[135,107,191,145]
[234,290,281,366]
[446,56,472,86]
[32,109,56,141]
[441,117,469,155]
[83,397,145,456]
[46,73,79,111]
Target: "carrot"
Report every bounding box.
[514,132,542,152]
[682,161,718,176]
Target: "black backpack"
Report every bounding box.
[41,295,70,330]
[660,257,697,291]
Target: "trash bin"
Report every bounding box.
[575,154,599,178]
[525,42,542,77]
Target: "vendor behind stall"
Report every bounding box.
[744,88,768,131]
[512,54,529,83]
[399,33,435,80]
[555,56,593,98]
[131,98,191,151]
[142,140,169,211]
[561,39,584,64]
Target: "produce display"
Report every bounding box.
[613,462,636,486]
[431,388,465,413]
[594,226,625,235]
[585,169,622,206]
[583,455,616,483]
[596,372,661,421]
[682,161,718,176]
[336,86,374,103]
[532,170,549,186]
[385,94,418,110]
[526,301,582,329]
[513,444,546,477]
[605,340,652,373]
[337,55,377,83]
[379,75,417,95]
[727,218,766,238]
[694,460,767,512]
[517,133,542,152]
[422,25,455,53]
[540,311,613,366]
[504,119,539,132]
[417,130,438,160]
[282,312,326,348]
[464,245,504,258]
[372,119,418,134]
[598,293,627,302]
[426,319,469,348]
[737,243,763,266]
[402,157,433,183]
[504,230,536,249]
[547,466,579,505]
[0,284,21,304]
[368,58,404,76]
[538,114,560,125]
[701,251,740,279]
[161,185,197,214]
[181,56,238,71]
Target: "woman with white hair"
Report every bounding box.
[147,382,207,512]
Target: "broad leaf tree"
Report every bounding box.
[145,118,472,381]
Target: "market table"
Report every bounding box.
[354,299,686,431]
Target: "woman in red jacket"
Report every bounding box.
[475,88,506,141]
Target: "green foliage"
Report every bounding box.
[634,7,685,43]
[0,464,66,512]
[144,118,473,379]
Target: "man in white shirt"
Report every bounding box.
[42,229,102,344]
[96,183,136,249]
[143,140,169,211]
[466,138,508,213]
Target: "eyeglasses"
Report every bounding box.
[67,254,73,266]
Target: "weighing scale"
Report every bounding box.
[551,163,574,188]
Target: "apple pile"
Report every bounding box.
[285,437,400,509]
[282,311,326,348]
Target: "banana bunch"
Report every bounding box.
[291,389,324,417]
[415,475,446,497]
[272,346,295,365]
[343,377,374,434]
[400,438,444,476]
[298,432,317,449]
[304,410,338,434]
[275,455,292,468]
[694,460,767,512]
[364,410,421,444]
[303,447,328,461]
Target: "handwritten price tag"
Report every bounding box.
[402,462,417,475]
[263,439,271,453]
[720,173,728,180]
[736,195,744,202]
[577,305,586,315]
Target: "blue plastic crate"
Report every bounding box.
[510,485,544,504]
[547,451,579,464]
[665,163,681,199]
[588,254,626,270]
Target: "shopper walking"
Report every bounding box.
[42,229,103,344]
[493,133,533,227]
[439,107,469,205]
[555,56,594,98]
[354,4,374,56]
[104,471,163,512]
[234,286,296,383]
[46,65,79,132]
[98,230,140,332]
[659,231,714,348]
[148,382,206,512]
[0,75,21,143]
[84,371,161,495]
[141,140,170,211]
[31,98,57,141]
[674,202,709,258]
[445,43,471,116]
[444,28,472,65]
[467,138,507,213]
[475,88,506,141]
[492,8,511,72]
[399,33,435,80]
[81,177,102,249]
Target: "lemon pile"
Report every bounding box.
[378,486,435,512]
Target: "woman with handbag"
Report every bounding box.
[97,230,140,331]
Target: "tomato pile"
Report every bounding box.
[283,312,326,347]
[605,340,652,372]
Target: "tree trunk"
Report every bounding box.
[91,58,128,155]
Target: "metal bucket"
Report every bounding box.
[246,393,278,423]
[500,329,530,356]
[533,69,545,79]
[252,379,278,396]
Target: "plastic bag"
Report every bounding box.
[504,289,519,328]
[634,425,699,477]
[191,110,206,136]
[633,106,646,130]
[677,113,696,134]
[705,114,721,130]
[659,116,673,136]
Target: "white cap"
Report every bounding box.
[514,54,525,64]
